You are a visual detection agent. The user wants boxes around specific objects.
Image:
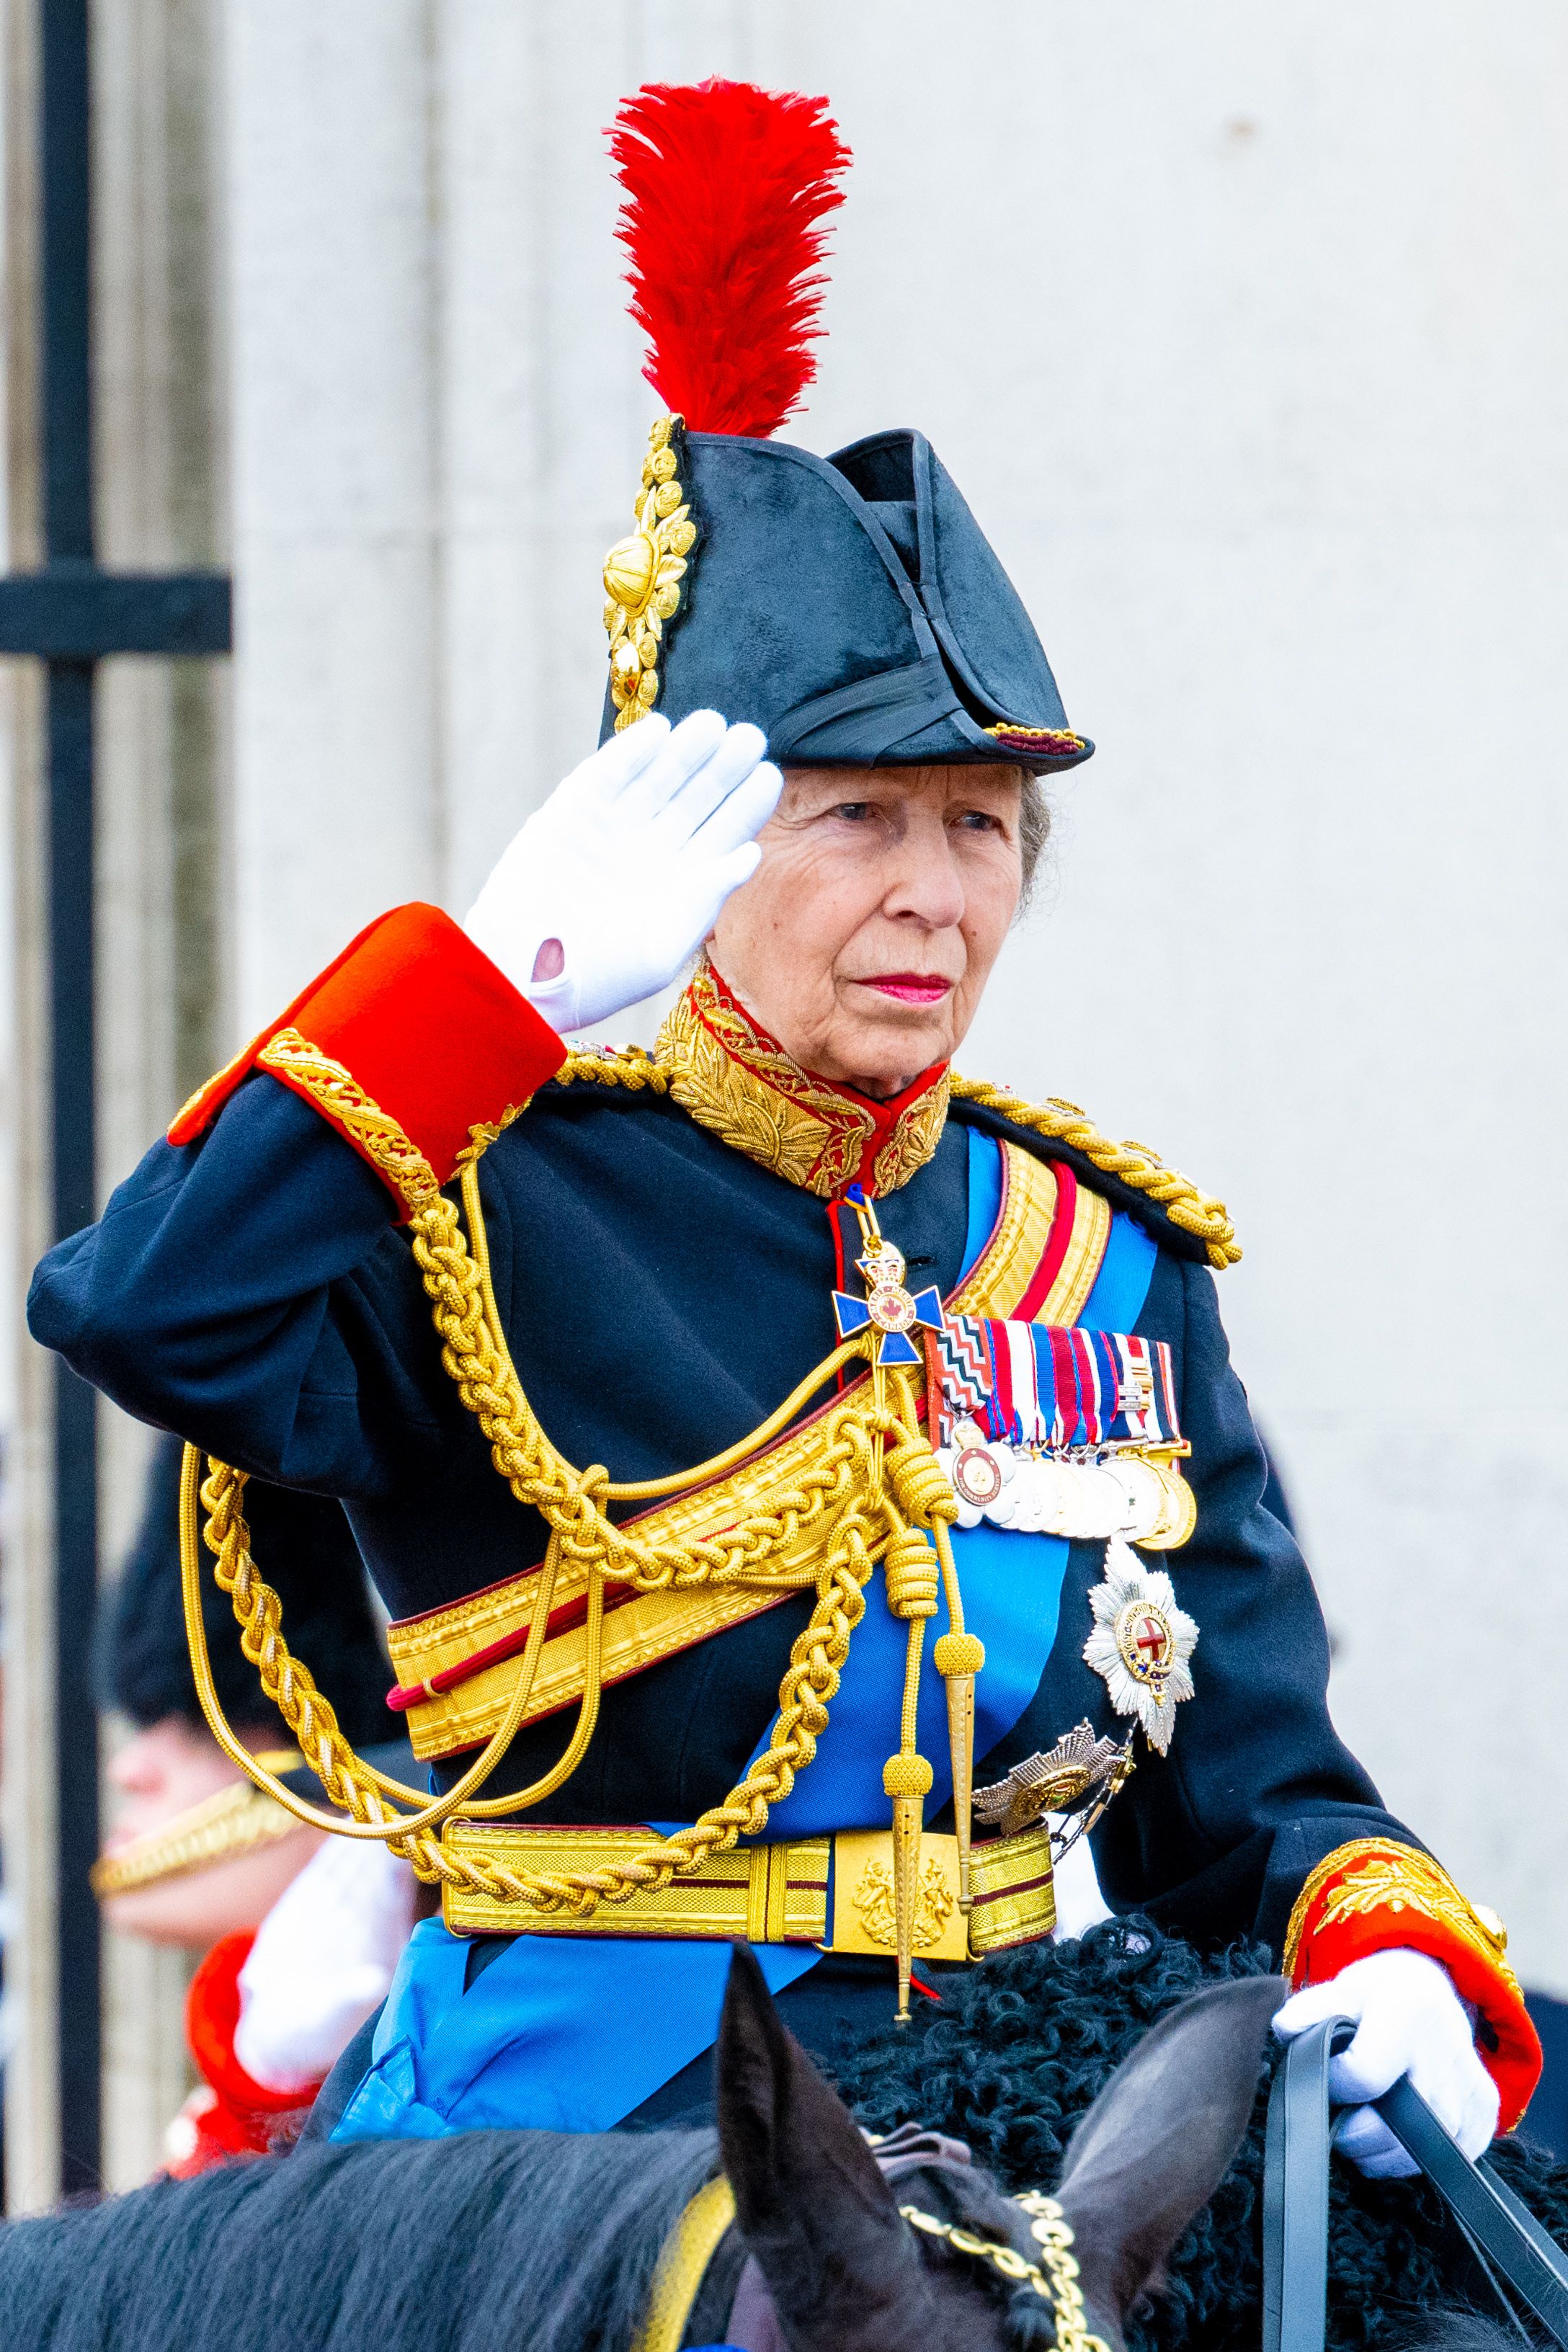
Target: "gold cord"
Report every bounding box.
[174,1033,1188,1938]
[171,1032,1172,1930]
[180,1154,968,1921]
[179,1446,593,1838]
[931,1517,984,1910]
[946,1074,1239,1269]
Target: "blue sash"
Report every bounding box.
[334,1131,1157,2141]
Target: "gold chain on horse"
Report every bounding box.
[901,2191,1111,2352]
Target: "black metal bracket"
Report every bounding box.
[0,565,231,658]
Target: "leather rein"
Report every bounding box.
[1264,2016,1568,2352]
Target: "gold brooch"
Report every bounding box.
[973,1720,1131,1840]
[602,414,699,730]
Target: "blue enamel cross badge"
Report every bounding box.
[832,1236,945,1368]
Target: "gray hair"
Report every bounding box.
[1018,772,1052,906]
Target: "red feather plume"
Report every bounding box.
[608,79,852,439]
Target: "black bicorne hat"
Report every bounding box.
[99,1435,401,1752]
[597,81,1090,775]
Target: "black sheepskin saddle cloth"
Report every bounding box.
[825,1918,1568,2352]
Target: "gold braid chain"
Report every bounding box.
[407,1166,877,1598]
[187,1157,950,1917]
[192,1443,885,1913]
[899,2191,1110,2352]
[545,1046,1239,1268]
[186,1036,1195,1921]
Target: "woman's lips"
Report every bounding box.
[857,973,954,1005]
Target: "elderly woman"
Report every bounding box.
[30,79,1534,2168]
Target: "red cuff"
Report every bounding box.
[1283,1841,1541,2134]
[168,904,566,1211]
[185,1930,324,2121]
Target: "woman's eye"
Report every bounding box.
[956,808,1001,832]
[832,802,873,821]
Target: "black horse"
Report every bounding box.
[4,1920,1566,2352]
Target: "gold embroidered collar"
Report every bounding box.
[656,959,950,1198]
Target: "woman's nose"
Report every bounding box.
[885,825,966,928]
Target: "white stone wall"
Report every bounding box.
[217,4,1568,1982]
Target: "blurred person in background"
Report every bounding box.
[94,1438,418,2174]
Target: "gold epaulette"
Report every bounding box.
[948,1076,1239,1270]
[90,1750,302,1897]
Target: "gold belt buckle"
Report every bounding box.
[824,1828,969,1962]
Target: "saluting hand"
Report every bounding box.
[463,710,783,1033]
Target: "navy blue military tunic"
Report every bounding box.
[30,1060,1414,1983]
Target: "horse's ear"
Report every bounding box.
[1055,1974,1282,2329]
[716,1944,922,2341]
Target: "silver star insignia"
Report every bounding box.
[973,1720,1131,1838]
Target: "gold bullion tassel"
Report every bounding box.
[882,1524,940,2021]
[932,1621,984,1910]
[930,1510,982,1907]
[883,1747,933,2024]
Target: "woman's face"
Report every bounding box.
[100,1715,323,1946]
[709,763,1025,1096]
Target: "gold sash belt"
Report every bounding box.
[440,1817,1057,1958]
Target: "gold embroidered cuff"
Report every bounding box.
[257,1027,444,1214]
[1282,1837,1517,1994]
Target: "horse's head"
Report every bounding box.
[716,1943,1282,2352]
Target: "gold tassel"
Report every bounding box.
[881,1516,940,2021]
[933,1629,984,1909]
[932,1520,984,1910]
[883,1746,932,2023]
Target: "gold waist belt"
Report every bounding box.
[440,1819,1057,1960]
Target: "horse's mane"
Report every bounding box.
[0,2124,718,2352]
[9,1919,1568,2352]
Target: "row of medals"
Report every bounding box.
[937,1417,1189,1544]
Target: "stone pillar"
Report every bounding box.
[1,0,59,2216]
[89,0,229,2196]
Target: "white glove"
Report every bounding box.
[463,709,782,1034]
[234,1837,416,2095]
[1273,1946,1500,2178]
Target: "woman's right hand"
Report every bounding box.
[463,710,782,1034]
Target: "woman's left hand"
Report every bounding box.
[1272,1946,1500,2177]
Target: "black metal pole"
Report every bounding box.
[45,666,98,2197]
[40,0,92,561]
[40,0,100,2196]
